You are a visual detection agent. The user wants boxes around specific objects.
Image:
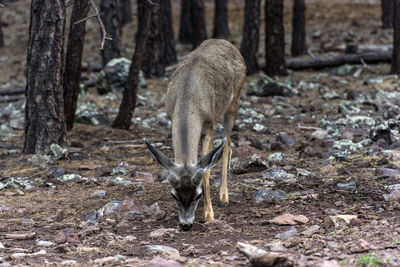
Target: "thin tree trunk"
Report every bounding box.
[212,0,229,39]
[382,0,394,29]
[142,1,165,77]
[64,0,90,131]
[120,0,133,27]
[391,0,400,73]
[291,0,307,57]
[24,0,66,154]
[112,0,153,130]
[162,0,177,65]
[240,0,260,75]
[191,0,207,48]
[0,10,3,48]
[178,0,192,44]
[264,0,287,76]
[100,0,122,66]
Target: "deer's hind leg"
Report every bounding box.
[201,125,215,221]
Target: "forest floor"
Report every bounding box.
[1,0,400,266]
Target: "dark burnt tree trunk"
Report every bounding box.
[0,10,3,48]
[240,0,261,75]
[391,0,400,73]
[24,0,66,154]
[162,0,177,65]
[212,0,229,38]
[141,0,165,77]
[382,0,394,29]
[100,0,122,66]
[178,0,192,44]
[264,0,287,76]
[113,0,153,130]
[63,0,90,131]
[291,0,307,57]
[120,0,133,27]
[190,0,207,48]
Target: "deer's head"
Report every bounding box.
[145,139,224,230]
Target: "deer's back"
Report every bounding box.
[166,39,246,122]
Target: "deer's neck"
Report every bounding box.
[172,110,202,165]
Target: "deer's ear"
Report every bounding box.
[145,139,175,171]
[197,141,225,170]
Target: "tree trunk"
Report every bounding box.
[240,0,260,75]
[161,0,177,65]
[391,0,400,73]
[264,0,287,76]
[0,10,3,48]
[190,0,207,48]
[24,0,66,154]
[100,0,122,66]
[120,0,133,27]
[382,0,394,29]
[212,0,229,39]
[178,0,192,44]
[141,0,165,77]
[63,0,90,131]
[113,0,153,130]
[291,0,307,57]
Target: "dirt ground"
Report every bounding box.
[1,0,400,266]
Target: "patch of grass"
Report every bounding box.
[358,254,383,267]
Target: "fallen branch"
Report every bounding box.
[0,95,25,103]
[74,0,112,50]
[276,51,392,70]
[0,87,25,96]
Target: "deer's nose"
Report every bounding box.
[180,223,192,231]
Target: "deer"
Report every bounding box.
[145,39,246,231]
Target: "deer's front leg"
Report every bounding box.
[201,127,214,221]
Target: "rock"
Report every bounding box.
[264,241,287,252]
[383,190,400,201]
[276,132,296,146]
[133,171,154,184]
[97,200,123,217]
[50,144,68,160]
[96,57,147,94]
[268,152,284,162]
[337,181,356,191]
[35,239,55,247]
[149,228,179,239]
[377,168,400,178]
[253,123,267,133]
[301,225,320,237]
[253,189,287,204]
[117,197,144,220]
[146,245,180,256]
[320,165,338,176]
[47,168,66,179]
[93,255,126,265]
[350,239,371,253]
[247,74,298,97]
[81,210,99,223]
[236,242,294,267]
[263,169,295,182]
[274,226,297,239]
[58,174,82,183]
[54,231,66,244]
[330,64,358,76]
[144,256,181,267]
[75,102,110,126]
[91,190,106,197]
[144,202,165,220]
[203,220,235,232]
[329,215,357,227]
[321,260,341,267]
[231,146,269,174]
[296,168,312,177]
[27,155,54,169]
[269,213,309,225]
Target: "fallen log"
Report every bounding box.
[0,87,25,96]
[260,51,392,71]
[0,95,25,103]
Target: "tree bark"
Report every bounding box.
[112,0,153,130]
[212,0,229,39]
[141,0,165,77]
[24,0,66,154]
[382,0,394,29]
[291,0,307,57]
[190,0,207,48]
[63,0,90,131]
[120,0,133,27]
[240,0,260,75]
[391,0,400,73]
[161,0,177,65]
[100,0,122,66]
[178,0,192,44]
[0,9,3,48]
[264,0,287,76]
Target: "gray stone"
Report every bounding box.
[275,226,297,239]
[330,64,359,76]
[98,200,123,217]
[337,181,356,191]
[301,225,320,237]
[276,132,296,145]
[263,169,295,181]
[253,189,287,204]
[247,74,298,97]
[146,245,179,256]
[58,174,82,183]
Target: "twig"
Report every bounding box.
[297,124,322,131]
[74,0,112,50]
[307,50,316,59]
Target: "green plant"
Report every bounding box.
[358,254,381,267]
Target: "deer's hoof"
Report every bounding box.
[204,210,214,221]
[219,193,229,205]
